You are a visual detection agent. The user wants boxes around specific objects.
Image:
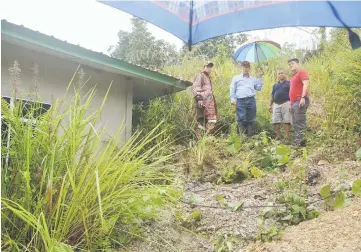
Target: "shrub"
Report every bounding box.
[1,74,181,251]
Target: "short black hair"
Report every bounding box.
[288,58,299,63]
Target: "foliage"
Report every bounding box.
[319,182,361,210]
[271,167,319,227]
[319,179,361,212]
[214,233,239,252]
[174,210,201,229]
[352,179,361,197]
[216,194,227,207]
[185,136,229,181]
[109,17,179,70]
[356,148,361,161]
[275,192,319,225]
[256,223,282,243]
[1,69,181,251]
[250,167,266,179]
[320,184,334,207]
[218,151,254,184]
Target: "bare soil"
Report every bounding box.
[120,160,361,252]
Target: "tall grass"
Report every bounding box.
[135,31,361,151]
[1,70,181,251]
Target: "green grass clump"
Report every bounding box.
[1,75,181,251]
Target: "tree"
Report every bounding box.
[108,17,179,71]
[181,33,248,59]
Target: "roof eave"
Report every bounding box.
[1,20,192,89]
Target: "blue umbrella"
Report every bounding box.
[233,40,281,63]
[100,1,361,50]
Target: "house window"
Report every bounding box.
[1,96,51,167]
[1,96,51,123]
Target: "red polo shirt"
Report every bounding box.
[290,70,309,103]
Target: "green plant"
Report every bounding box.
[256,222,282,242]
[352,179,361,197]
[356,147,361,161]
[273,180,288,193]
[214,233,239,252]
[174,210,201,229]
[227,134,241,155]
[250,167,266,179]
[219,152,254,183]
[1,80,181,250]
[216,194,227,207]
[320,184,349,209]
[276,192,319,225]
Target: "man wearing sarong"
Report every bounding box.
[192,62,217,138]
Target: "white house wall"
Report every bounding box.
[1,41,133,143]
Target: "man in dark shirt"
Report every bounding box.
[268,68,292,141]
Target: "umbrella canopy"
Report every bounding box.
[100,1,361,49]
[233,40,281,63]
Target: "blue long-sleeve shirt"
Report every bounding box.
[230,75,263,102]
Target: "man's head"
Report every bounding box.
[288,58,300,72]
[203,62,214,74]
[241,61,251,74]
[277,68,287,81]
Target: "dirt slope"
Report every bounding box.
[246,198,361,252]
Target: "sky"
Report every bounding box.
[1,0,319,54]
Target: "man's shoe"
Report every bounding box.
[291,143,301,149]
[246,126,253,138]
[283,138,292,145]
[300,139,307,147]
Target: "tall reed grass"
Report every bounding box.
[1,69,181,251]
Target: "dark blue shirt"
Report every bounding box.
[271,80,290,104]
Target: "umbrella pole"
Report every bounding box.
[254,45,263,74]
[188,0,194,51]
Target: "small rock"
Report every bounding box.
[336,183,351,192]
[203,174,218,182]
[262,208,274,219]
[307,168,321,185]
[254,194,267,200]
[317,160,329,166]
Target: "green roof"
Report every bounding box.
[1,20,191,89]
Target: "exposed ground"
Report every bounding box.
[246,198,361,252]
[120,158,361,252]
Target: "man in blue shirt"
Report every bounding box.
[268,68,292,141]
[230,61,263,137]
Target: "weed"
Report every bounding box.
[256,222,282,242]
[174,210,201,229]
[214,233,239,252]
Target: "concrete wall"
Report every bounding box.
[1,41,133,143]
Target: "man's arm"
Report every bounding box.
[192,73,208,101]
[230,77,237,104]
[268,85,275,112]
[299,69,310,107]
[301,79,309,97]
[269,95,274,112]
[254,78,263,91]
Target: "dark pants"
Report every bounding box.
[236,96,256,136]
[291,97,310,145]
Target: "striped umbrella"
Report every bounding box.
[233,40,281,63]
[100,1,361,50]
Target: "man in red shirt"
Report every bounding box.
[288,58,310,147]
